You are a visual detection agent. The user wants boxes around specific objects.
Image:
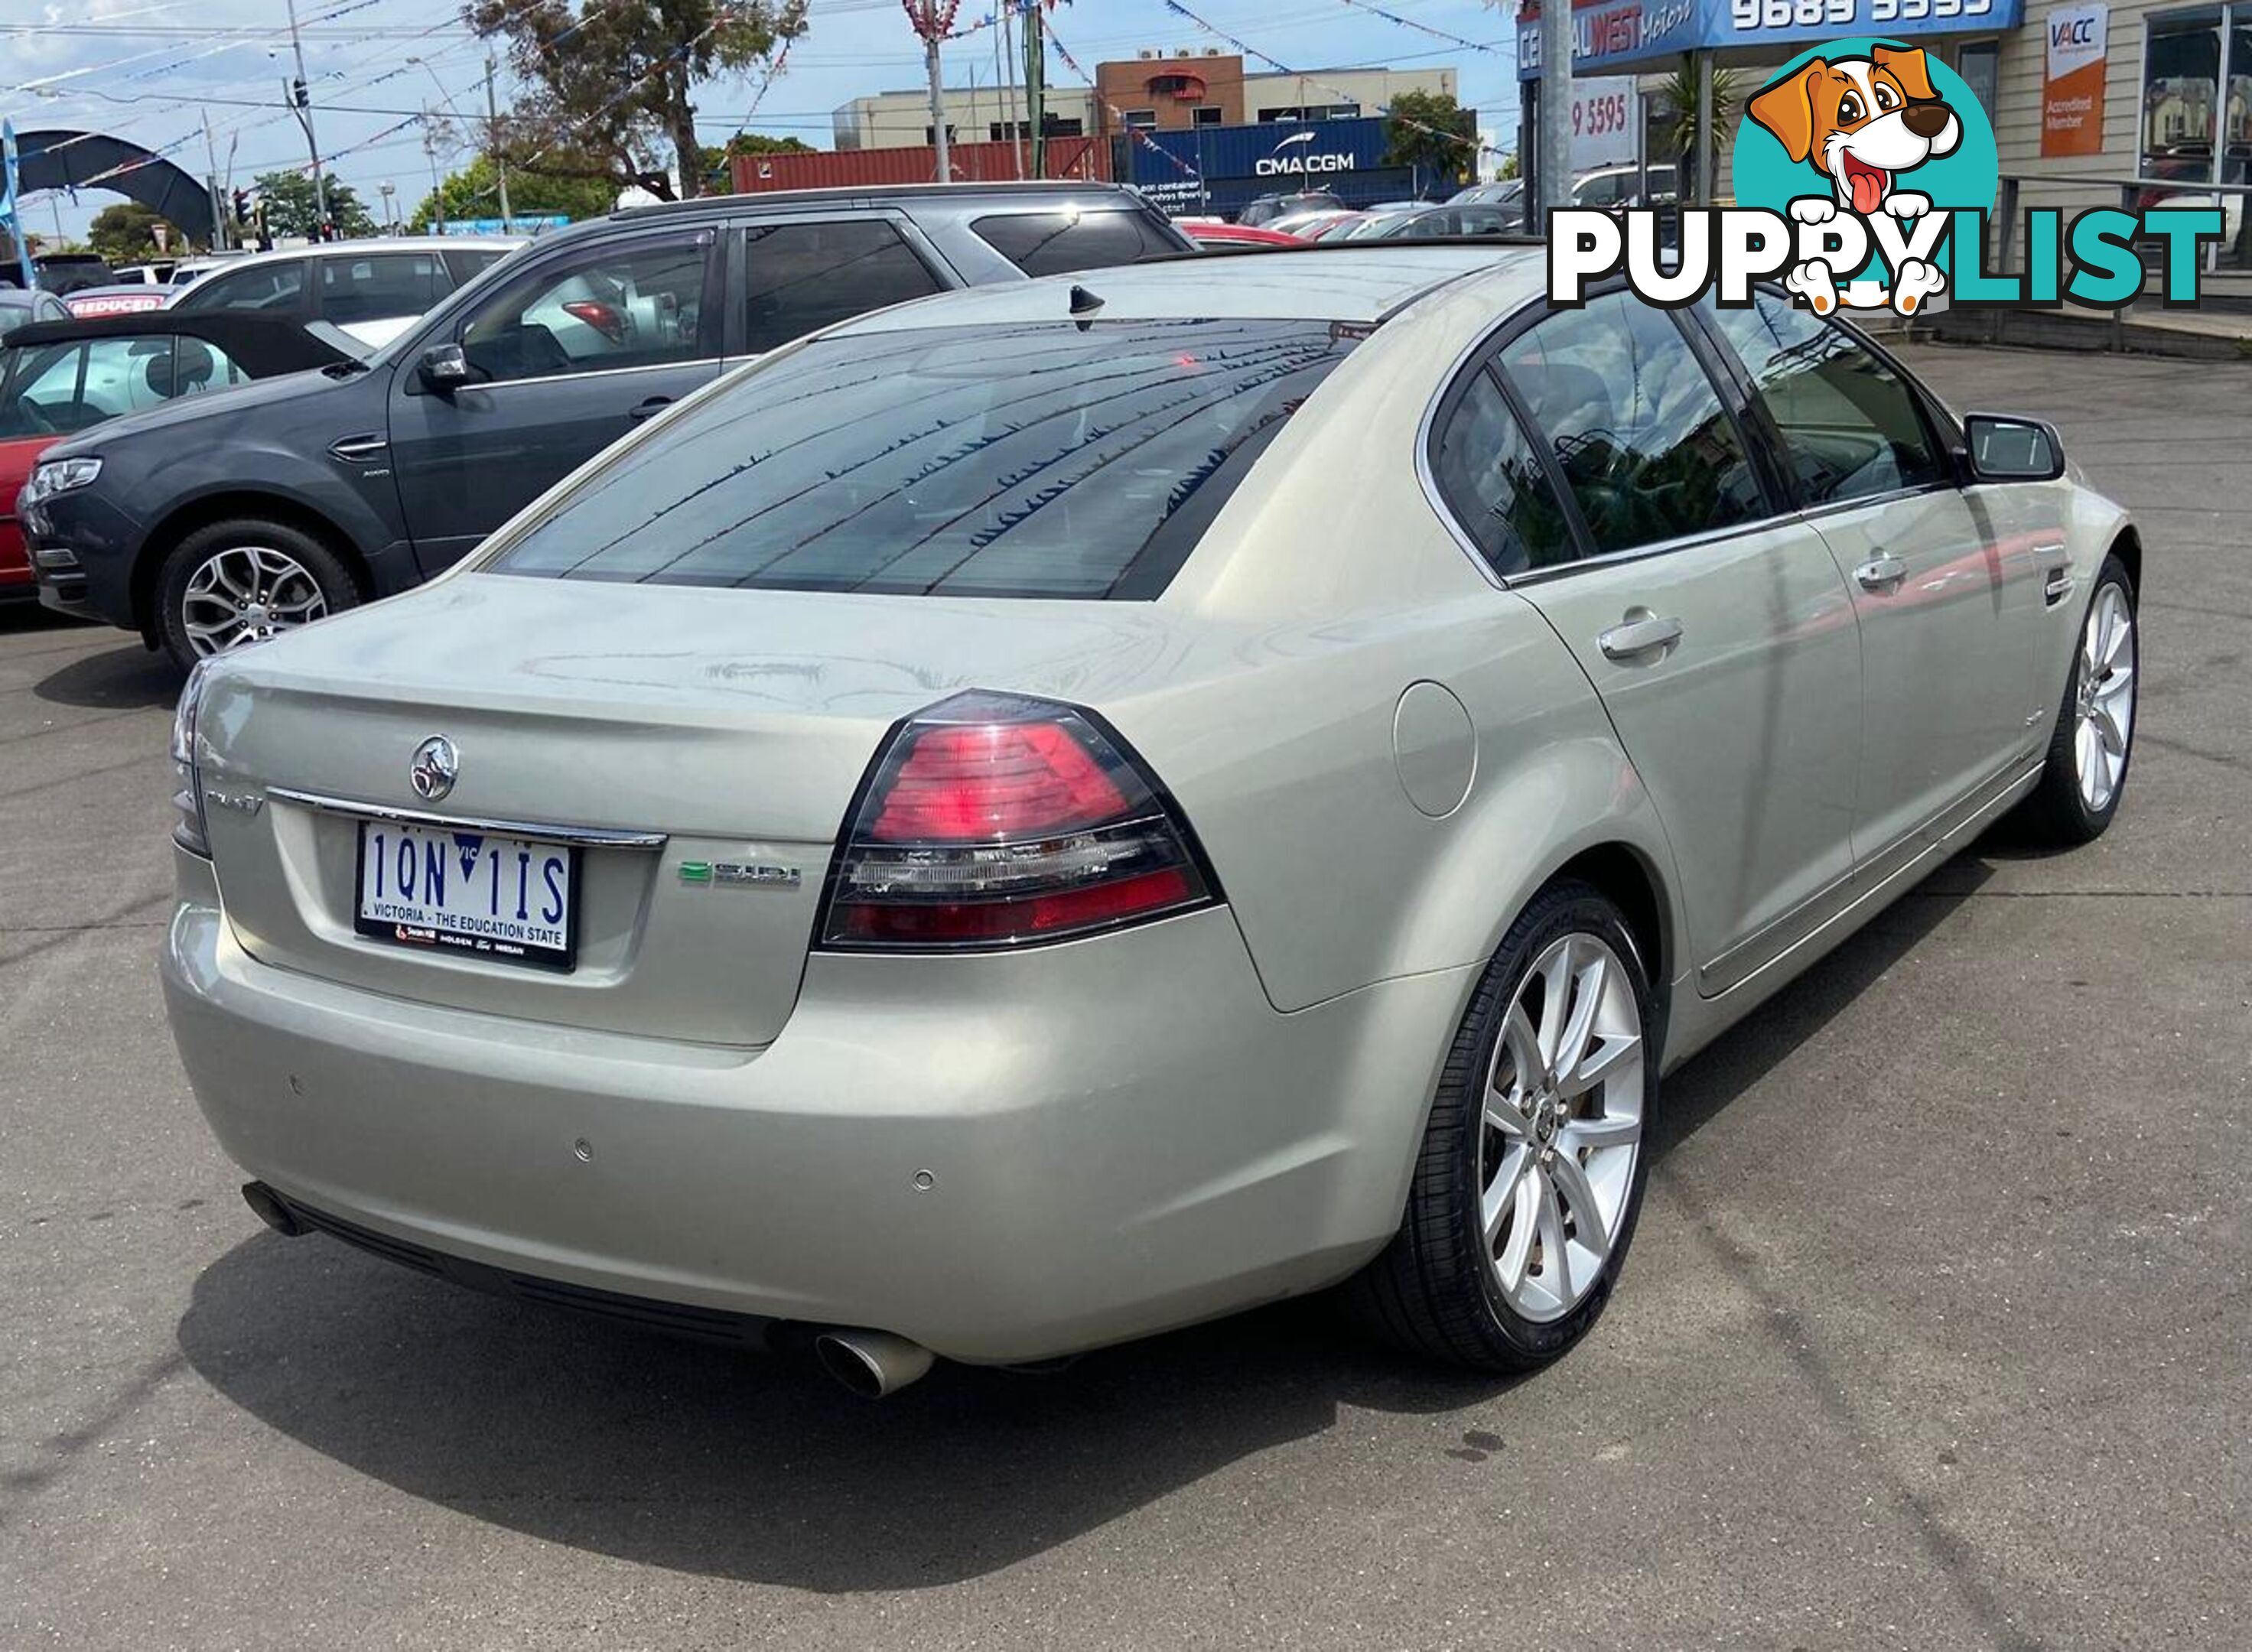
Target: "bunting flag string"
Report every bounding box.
[1158,0,1509,167]
[1043,18,1207,192]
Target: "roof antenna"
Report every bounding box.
[1069,282,1105,319]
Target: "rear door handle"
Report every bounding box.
[1854,554,1909,592]
[629,396,673,422]
[1597,614,1684,662]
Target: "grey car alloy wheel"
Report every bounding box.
[2073,582,2136,815]
[1477,932,1646,1322]
[181,545,331,656]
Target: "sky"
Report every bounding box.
[2,0,1520,243]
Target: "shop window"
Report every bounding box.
[1956,40,2000,122]
[2143,9,2224,182]
[989,116,1085,141]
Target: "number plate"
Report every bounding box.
[354,820,578,971]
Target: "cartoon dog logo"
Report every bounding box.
[1747,43,1962,316]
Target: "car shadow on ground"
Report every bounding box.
[31,635,181,709]
[174,856,1993,1590]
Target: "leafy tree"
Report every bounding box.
[250,171,375,239]
[89,203,182,263]
[694,130,815,194]
[1382,90,1478,187]
[407,154,618,230]
[472,1,810,202]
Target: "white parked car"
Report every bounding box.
[166,236,524,349]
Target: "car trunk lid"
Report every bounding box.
[194,574,1200,1046]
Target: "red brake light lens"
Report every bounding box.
[868,721,1130,842]
[818,691,1216,950]
[561,300,626,343]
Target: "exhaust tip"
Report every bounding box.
[813,1328,935,1399]
[240,1181,308,1237]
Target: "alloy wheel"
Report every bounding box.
[1476,932,1645,1323]
[2073,584,2136,815]
[180,545,330,657]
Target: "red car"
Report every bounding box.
[1,311,351,600]
[1186,222,1306,250]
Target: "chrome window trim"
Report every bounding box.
[1499,515,1804,588]
[461,355,723,395]
[265,787,668,850]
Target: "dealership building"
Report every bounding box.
[1518,2,2249,268]
[831,51,1454,149]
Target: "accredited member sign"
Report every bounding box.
[2042,3,2109,157]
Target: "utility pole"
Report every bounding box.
[1023,0,1046,178]
[202,110,229,250]
[1693,50,1714,206]
[926,34,950,181]
[902,2,960,183]
[484,51,513,230]
[285,0,328,235]
[998,0,1023,177]
[423,105,446,236]
[1538,0,1573,226]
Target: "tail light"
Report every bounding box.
[561,300,626,343]
[818,691,1219,950]
[170,660,212,857]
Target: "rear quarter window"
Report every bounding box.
[971,210,1182,277]
[487,318,1358,600]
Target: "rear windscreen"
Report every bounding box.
[487,318,1359,600]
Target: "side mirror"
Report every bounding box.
[417,343,470,392]
[1963,413,2065,483]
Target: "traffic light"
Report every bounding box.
[233,189,249,226]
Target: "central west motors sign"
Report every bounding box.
[1517,0,2026,78]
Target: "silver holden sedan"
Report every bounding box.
[162,249,2140,1395]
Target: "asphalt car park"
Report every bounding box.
[2,343,2245,1647]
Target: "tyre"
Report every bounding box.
[156,519,360,670]
[2012,555,2138,847]
[1353,880,1656,1372]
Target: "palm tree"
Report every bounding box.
[1654,57,1746,202]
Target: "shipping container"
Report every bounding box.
[731,136,1109,195]
[1117,117,1427,218]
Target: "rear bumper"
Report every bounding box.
[162,847,1472,1364]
